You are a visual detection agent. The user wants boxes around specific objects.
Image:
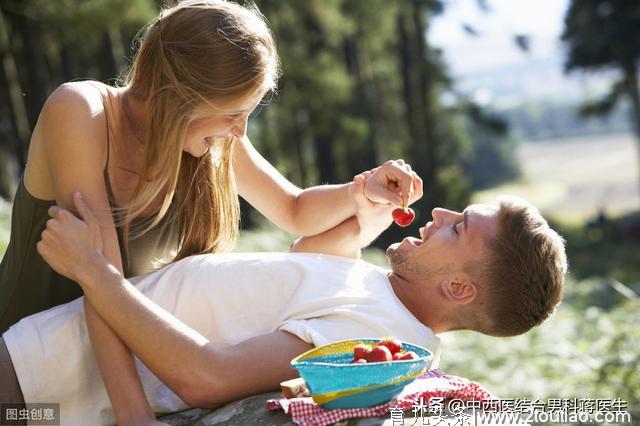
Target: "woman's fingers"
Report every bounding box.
[383,160,415,206]
[361,160,424,206]
[411,171,423,204]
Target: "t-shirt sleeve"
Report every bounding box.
[278,317,393,348]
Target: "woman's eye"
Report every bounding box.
[452,223,459,237]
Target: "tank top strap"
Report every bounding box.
[87,82,118,208]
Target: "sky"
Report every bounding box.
[428,0,570,77]
[426,0,614,105]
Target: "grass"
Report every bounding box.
[473,133,640,226]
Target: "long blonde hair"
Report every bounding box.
[116,0,279,265]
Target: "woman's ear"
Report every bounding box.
[440,278,477,305]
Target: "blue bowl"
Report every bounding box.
[291,338,432,409]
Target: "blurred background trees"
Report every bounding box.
[0,0,515,241]
[562,0,640,189]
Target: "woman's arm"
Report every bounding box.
[38,83,160,425]
[232,136,418,237]
[290,174,422,259]
[38,193,314,407]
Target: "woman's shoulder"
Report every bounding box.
[43,80,110,118]
[24,81,114,201]
[36,81,115,148]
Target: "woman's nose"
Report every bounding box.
[230,115,248,138]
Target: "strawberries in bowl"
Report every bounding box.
[291,338,433,409]
[352,337,419,363]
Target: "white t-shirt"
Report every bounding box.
[3,252,440,425]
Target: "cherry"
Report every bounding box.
[392,207,415,227]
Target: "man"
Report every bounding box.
[2,177,566,425]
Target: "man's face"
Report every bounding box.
[386,204,499,284]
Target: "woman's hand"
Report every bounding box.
[353,159,423,207]
[36,191,106,283]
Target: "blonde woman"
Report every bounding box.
[0,1,420,425]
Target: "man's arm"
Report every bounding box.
[78,260,313,407]
[37,193,314,408]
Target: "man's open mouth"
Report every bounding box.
[407,237,422,246]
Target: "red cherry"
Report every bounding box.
[392,208,415,227]
[378,338,403,355]
[366,346,393,363]
[353,343,373,361]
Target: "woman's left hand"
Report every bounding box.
[36,192,105,283]
[353,159,423,207]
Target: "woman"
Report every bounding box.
[0,1,419,425]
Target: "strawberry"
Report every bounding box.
[352,358,368,364]
[392,207,415,227]
[378,338,403,355]
[393,351,418,361]
[353,343,373,361]
[366,345,393,363]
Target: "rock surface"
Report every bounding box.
[158,392,400,425]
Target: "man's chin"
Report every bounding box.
[386,243,406,270]
[386,242,401,253]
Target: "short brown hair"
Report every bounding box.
[474,197,567,337]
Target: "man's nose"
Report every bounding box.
[431,208,460,226]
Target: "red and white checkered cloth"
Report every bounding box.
[266,369,497,426]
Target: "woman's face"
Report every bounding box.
[183,98,260,157]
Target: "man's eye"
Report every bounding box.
[452,223,459,236]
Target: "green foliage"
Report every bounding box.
[556,211,640,287]
[461,104,520,190]
[441,292,640,418]
[562,0,640,73]
[562,0,640,187]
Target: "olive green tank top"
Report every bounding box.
[0,88,180,332]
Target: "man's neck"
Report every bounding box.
[387,271,453,334]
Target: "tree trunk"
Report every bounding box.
[411,0,439,213]
[102,25,125,81]
[623,60,640,199]
[11,11,48,131]
[397,12,421,157]
[0,7,28,175]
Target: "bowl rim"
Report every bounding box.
[290,338,432,368]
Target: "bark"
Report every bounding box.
[11,11,48,130]
[623,60,640,197]
[0,7,28,174]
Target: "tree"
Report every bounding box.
[562,0,640,192]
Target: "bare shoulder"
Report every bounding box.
[41,81,107,126]
[37,81,110,163]
[25,81,111,205]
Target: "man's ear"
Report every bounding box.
[440,278,477,305]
